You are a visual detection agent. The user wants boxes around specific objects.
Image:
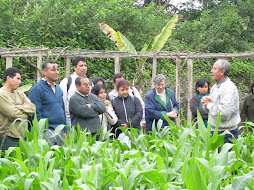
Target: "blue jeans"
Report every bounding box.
[212,128,239,144]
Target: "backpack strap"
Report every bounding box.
[37,83,44,101]
[67,76,72,93]
[130,86,135,96]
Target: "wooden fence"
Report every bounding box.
[1,47,254,123]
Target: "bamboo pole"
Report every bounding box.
[175,57,181,123]
[151,55,157,89]
[114,53,120,73]
[187,59,193,125]
[37,51,43,82]
[6,57,13,68]
[65,57,71,77]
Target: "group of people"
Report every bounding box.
[0,57,253,151]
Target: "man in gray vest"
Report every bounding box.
[69,76,106,140]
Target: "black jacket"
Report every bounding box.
[111,95,143,137]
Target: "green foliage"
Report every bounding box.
[0,114,254,189]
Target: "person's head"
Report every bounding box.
[250,81,254,94]
[72,56,87,76]
[116,79,129,98]
[42,60,59,83]
[113,73,125,87]
[91,84,107,101]
[153,74,167,94]
[75,75,90,95]
[92,77,105,86]
[195,78,210,95]
[211,59,230,83]
[3,67,22,91]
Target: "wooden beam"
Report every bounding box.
[6,57,13,68]
[175,57,181,123]
[114,53,120,73]
[151,55,157,89]
[65,57,71,77]
[187,59,193,125]
[37,51,43,82]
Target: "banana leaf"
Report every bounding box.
[17,84,33,93]
[98,23,136,54]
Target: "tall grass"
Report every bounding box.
[0,113,253,189]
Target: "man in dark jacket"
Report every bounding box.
[69,76,106,138]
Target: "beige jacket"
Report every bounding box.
[0,87,36,138]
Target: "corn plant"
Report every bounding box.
[0,113,254,189]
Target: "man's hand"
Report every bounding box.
[86,104,91,108]
[201,96,212,106]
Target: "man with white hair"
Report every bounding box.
[202,59,241,143]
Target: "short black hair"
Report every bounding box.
[92,77,105,86]
[250,81,254,94]
[3,67,22,82]
[113,73,125,82]
[42,60,57,70]
[72,56,87,67]
[195,78,210,94]
[91,84,106,96]
[75,75,88,86]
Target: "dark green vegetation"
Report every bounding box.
[0,0,253,98]
[0,113,254,189]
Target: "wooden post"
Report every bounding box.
[37,51,42,82]
[114,53,120,73]
[151,55,157,89]
[6,57,13,68]
[187,59,193,125]
[175,57,181,123]
[65,57,71,77]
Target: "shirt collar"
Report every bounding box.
[77,91,89,97]
[42,78,56,87]
[216,77,228,88]
[156,89,165,96]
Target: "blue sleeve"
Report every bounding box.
[145,93,163,120]
[28,84,44,121]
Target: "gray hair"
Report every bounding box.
[153,74,167,85]
[217,59,230,76]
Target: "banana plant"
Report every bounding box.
[17,84,33,93]
[98,14,178,86]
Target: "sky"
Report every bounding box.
[170,0,202,8]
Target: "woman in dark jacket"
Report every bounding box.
[241,81,254,123]
[110,80,143,137]
[189,78,210,127]
[145,74,179,132]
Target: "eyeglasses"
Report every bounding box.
[82,82,91,87]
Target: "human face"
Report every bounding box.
[197,82,209,95]
[76,77,90,95]
[113,77,124,87]
[97,88,107,101]
[8,73,22,91]
[73,61,87,76]
[43,63,59,83]
[117,85,129,98]
[155,80,166,94]
[211,61,225,83]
